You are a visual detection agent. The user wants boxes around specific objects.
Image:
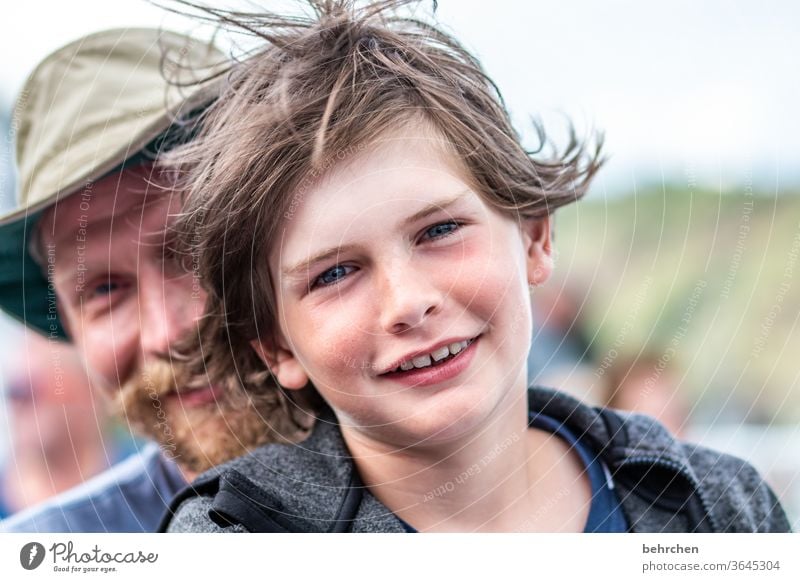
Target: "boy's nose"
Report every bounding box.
[377,264,443,334]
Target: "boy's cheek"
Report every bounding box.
[467,255,525,305]
[300,325,364,382]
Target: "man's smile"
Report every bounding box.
[167,384,224,408]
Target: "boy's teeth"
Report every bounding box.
[431,346,451,362]
[412,354,432,368]
[394,338,474,372]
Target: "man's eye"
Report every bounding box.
[311,265,355,290]
[88,280,121,299]
[423,221,461,241]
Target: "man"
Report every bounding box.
[0,28,312,532]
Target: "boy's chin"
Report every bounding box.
[359,403,498,450]
[420,411,495,446]
[414,383,524,447]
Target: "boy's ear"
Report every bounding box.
[250,334,310,390]
[521,216,553,287]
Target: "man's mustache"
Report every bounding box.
[113,358,188,417]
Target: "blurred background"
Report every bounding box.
[1,1,799,527]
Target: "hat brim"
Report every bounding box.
[0,210,66,339]
[0,27,224,340]
[0,105,207,341]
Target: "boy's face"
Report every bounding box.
[260,127,553,448]
[41,165,267,474]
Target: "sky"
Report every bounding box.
[1,0,800,198]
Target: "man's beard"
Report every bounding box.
[112,359,309,474]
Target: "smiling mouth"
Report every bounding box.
[169,385,223,407]
[380,334,482,376]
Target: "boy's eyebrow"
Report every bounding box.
[282,243,361,280]
[398,192,467,230]
[282,193,468,279]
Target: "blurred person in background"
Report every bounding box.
[605,353,689,437]
[528,283,603,404]
[0,335,111,519]
[0,28,313,533]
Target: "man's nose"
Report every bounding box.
[377,260,444,334]
[137,270,200,356]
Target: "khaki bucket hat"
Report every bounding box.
[0,27,226,338]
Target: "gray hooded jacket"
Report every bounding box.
[160,387,791,533]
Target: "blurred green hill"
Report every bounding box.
[551,186,800,423]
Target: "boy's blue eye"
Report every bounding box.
[424,221,460,240]
[313,265,353,289]
[309,221,462,292]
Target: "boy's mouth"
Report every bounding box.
[379,334,482,376]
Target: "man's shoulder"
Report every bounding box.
[0,443,186,533]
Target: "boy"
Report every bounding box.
[161,0,789,532]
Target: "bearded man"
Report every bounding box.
[0,28,311,532]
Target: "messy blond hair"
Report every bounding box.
[169,0,603,419]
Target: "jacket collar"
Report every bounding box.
[528,387,717,532]
[190,386,715,532]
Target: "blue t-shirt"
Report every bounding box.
[399,412,628,532]
[530,412,628,532]
[0,443,186,533]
